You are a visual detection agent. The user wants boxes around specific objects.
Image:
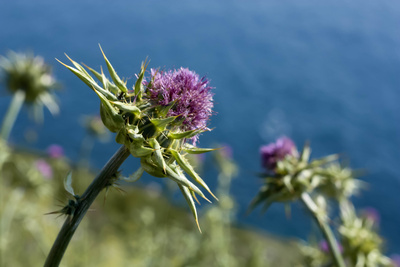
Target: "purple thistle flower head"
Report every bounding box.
[260,136,297,171]
[47,144,64,158]
[145,67,213,144]
[35,159,53,179]
[390,254,400,267]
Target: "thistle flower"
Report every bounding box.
[260,136,298,171]
[391,254,400,267]
[58,46,217,229]
[145,67,213,144]
[0,51,59,120]
[35,159,53,179]
[339,201,393,266]
[47,144,64,158]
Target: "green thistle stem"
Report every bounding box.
[300,192,346,267]
[0,90,26,141]
[44,145,130,267]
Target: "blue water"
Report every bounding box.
[1,0,399,254]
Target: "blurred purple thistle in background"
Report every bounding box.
[391,254,400,267]
[35,159,53,179]
[260,136,297,171]
[47,144,64,158]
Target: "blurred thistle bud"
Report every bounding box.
[362,207,380,226]
[298,242,327,267]
[339,201,393,266]
[260,136,298,171]
[58,46,218,230]
[317,163,363,201]
[250,137,361,213]
[0,51,59,120]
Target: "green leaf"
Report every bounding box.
[178,184,201,232]
[168,129,204,140]
[129,142,154,158]
[148,138,166,173]
[170,149,217,200]
[140,157,167,178]
[63,172,75,196]
[64,54,95,83]
[99,44,127,93]
[155,100,176,117]
[134,59,148,98]
[57,58,117,101]
[85,65,120,95]
[110,101,141,116]
[165,164,210,203]
[96,90,124,132]
[300,143,311,163]
[150,116,177,130]
[183,144,219,154]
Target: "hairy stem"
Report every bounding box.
[44,145,130,267]
[300,192,346,267]
[0,90,25,141]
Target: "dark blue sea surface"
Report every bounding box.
[1,0,399,254]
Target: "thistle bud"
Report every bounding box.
[59,46,217,229]
[0,51,59,120]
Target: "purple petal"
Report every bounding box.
[145,67,214,145]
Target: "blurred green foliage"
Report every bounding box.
[0,144,300,266]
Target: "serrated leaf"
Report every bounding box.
[178,184,201,232]
[99,44,127,93]
[170,149,217,200]
[63,172,75,196]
